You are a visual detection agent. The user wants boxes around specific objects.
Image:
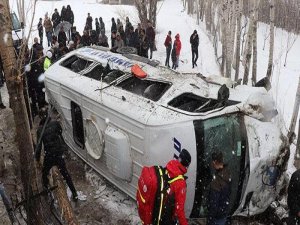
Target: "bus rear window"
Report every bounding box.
[61,55,93,73]
[116,76,171,101]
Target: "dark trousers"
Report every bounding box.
[42,155,77,196]
[165,46,171,67]
[192,48,198,68]
[39,33,43,46]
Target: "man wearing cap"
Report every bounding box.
[162,149,191,225]
[190,30,199,69]
[207,151,231,225]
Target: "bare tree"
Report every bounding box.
[266,0,275,79]
[134,0,158,28]
[234,0,243,81]
[251,0,260,85]
[134,0,148,28]
[149,0,158,28]
[288,76,300,144]
[0,0,44,224]
[284,32,298,67]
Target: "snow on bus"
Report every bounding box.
[43,46,290,219]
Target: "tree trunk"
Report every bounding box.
[53,167,79,225]
[149,0,158,28]
[199,0,205,21]
[205,0,212,33]
[226,0,236,79]
[187,0,193,14]
[242,1,254,85]
[220,0,228,76]
[0,1,43,225]
[134,0,148,28]
[234,0,243,81]
[251,0,259,85]
[288,77,300,142]
[266,0,275,79]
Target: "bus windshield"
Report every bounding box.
[191,113,247,218]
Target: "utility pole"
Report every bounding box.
[0,1,44,224]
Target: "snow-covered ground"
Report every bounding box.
[2,0,300,223]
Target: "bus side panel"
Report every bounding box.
[146,122,197,218]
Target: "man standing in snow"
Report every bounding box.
[287,169,300,225]
[146,20,156,59]
[164,31,172,68]
[207,151,231,225]
[43,14,53,47]
[85,13,93,33]
[51,9,60,30]
[99,17,105,37]
[190,30,199,68]
[38,18,43,45]
[173,34,181,69]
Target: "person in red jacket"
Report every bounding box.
[164,31,172,67]
[162,149,191,225]
[174,33,182,69]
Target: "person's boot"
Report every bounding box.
[0,103,6,109]
[72,192,78,202]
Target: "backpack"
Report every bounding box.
[136,165,184,225]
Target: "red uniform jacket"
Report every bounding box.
[174,34,181,56]
[164,35,172,48]
[166,160,188,225]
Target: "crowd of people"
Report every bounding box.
[34,7,201,72]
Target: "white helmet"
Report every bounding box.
[46,51,52,59]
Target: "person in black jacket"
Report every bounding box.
[65,5,74,39]
[60,6,66,22]
[95,18,100,37]
[51,8,60,30]
[128,26,139,52]
[38,18,43,46]
[99,17,105,36]
[86,13,93,33]
[190,30,199,68]
[35,107,78,201]
[81,30,91,47]
[65,5,74,26]
[111,17,117,33]
[287,169,300,225]
[207,151,231,225]
[58,26,67,47]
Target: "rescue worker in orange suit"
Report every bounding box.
[162,149,191,225]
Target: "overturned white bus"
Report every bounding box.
[43,46,290,219]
